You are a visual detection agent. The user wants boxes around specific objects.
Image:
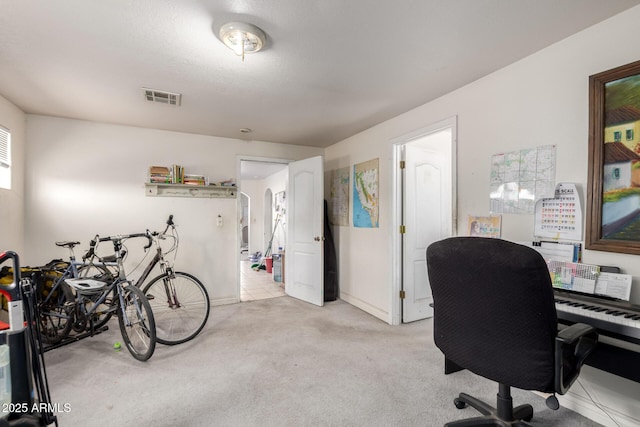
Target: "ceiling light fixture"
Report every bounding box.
[218,22,265,61]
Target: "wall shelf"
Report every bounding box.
[145,183,237,198]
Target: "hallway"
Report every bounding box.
[240,258,285,301]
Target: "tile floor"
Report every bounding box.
[240,259,285,301]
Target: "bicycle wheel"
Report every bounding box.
[38,279,74,345]
[78,263,116,330]
[117,284,156,361]
[142,271,210,345]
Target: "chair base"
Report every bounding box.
[445,385,534,427]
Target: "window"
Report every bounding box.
[613,167,621,180]
[614,131,622,142]
[627,129,635,141]
[0,126,11,190]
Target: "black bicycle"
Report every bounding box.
[66,234,156,361]
[37,241,115,345]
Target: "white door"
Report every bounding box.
[402,129,454,322]
[285,156,324,306]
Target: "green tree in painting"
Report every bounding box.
[606,75,640,110]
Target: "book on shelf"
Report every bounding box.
[183,174,206,186]
[171,164,184,184]
[148,165,220,187]
[150,176,170,183]
[149,166,170,184]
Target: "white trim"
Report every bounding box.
[0,125,10,167]
[235,155,292,303]
[210,297,240,307]
[340,291,390,323]
[390,144,403,325]
[531,389,640,427]
[390,116,458,325]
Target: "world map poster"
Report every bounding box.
[353,158,379,228]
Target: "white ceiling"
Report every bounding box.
[241,160,287,181]
[1,1,639,148]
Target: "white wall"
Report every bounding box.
[240,168,287,256]
[24,115,322,305]
[325,5,640,426]
[0,95,25,256]
[263,168,287,252]
[324,148,392,321]
[239,180,264,255]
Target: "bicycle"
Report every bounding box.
[37,241,115,345]
[66,233,156,361]
[138,215,210,345]
[83,215,210,346]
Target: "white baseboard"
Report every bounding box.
[211,296,238,306]
[534,389,640,427]
[340,292,390,324]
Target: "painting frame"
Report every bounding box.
[586,59,640,255]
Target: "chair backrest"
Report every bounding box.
[426,237,558,392]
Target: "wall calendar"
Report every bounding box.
[534,182,582,241]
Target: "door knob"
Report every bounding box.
[314,236,325,241]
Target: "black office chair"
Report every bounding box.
[426,237,598,426]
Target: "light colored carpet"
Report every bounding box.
[43,297,602,426]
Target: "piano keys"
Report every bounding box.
[554,289,640,344]
[554,289,640,382]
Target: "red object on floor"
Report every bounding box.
[265,257,273,273]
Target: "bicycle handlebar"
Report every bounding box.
[83,237,99,261]
[163,214,174,234]
[82,217,175,260]
[98,232,152,248]
[83,232,152,261]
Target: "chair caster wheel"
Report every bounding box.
[546,395,560,410]
[454,398,467,409]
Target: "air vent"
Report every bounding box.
[142,88,181,106]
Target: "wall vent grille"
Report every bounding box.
[142,88,181,106]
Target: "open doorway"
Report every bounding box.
[238,157,289,302]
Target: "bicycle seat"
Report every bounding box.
[55,241,81,248]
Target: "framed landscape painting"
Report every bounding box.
[586,59,640,255]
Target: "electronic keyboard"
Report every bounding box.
[554,289,640,345]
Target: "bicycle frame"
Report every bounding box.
[69,234,157,360]
[39,262,78,308]
[133,246,168,289]
[120,219,181,308]
[74,278,119,319]
[73,237,141,329]
[39,244,112,317]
